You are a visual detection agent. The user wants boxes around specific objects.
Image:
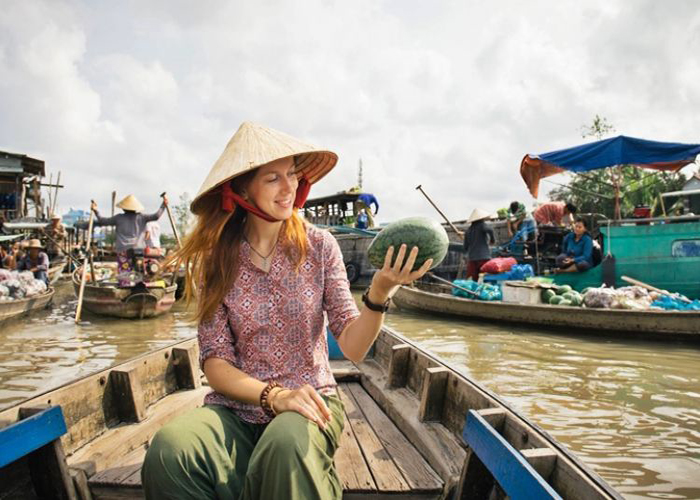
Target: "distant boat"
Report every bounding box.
[72,262,177,320]
[0,287,54,322]
[392,282,700,339]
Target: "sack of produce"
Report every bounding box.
[4,279,24,299]
[583,287,617,308]
[24,279,47,298]
[480,257,517,274]
[0,284,9,297]
[18,270,36,286]
[0,269,12,282]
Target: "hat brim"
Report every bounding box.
[190,150,337,214]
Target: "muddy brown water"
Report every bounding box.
[0,282,698,499]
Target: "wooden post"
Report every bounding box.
[172,345,201,390]
[108,368,146,423]
[419,367,450,422]
[387,344,411,388]
[52,171,61,215]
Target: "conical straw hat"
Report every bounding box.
[468,208,492,223]
[116,194,145,213]
[191,122,338,214]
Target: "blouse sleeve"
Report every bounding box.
[197,299,237,370]
[322,231,360,339]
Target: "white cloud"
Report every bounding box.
[0,0,698,225]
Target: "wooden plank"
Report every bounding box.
[346,383,443,494]
[332,408,377,493]
[357,359,466,484]
[522,448,558,481]
[109,368,146,423]
[419,367,450,422]
[463,410,562,500]
[477,408,506,433]
[68,386,210,473]
[172,345,201,390]
[17,407,77,500]
[70,466,94,500]
[1,405,67,467]
[337,384,411,493]
[387,344,411,388]
[330,359,361,382]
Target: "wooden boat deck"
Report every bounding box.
[85,364,443,499]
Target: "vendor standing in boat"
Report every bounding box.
[81,195,167,284]
[17,239,50,284]
[464,208,495,281]
[507,201,536,242]
[142,122,432,500]
[555,218,593,273]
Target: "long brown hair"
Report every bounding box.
[169,172,308,323]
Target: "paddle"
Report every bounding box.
[160,192,181,247]
[621,275,691,303]
[41,231,82,268]
[426,271,480,297]
[415,185,463,235]
[75,201,95,323]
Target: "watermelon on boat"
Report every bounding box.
[367,217,449,272]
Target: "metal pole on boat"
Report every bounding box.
[415,185,462,235]
[75,202,96,323]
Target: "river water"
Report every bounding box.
[1,282,698,499]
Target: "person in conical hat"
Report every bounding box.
[143,122,434,499]
[17,239,50,284]
[78,194,167,253]
[463,208,495,281]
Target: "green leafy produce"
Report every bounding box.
[367,217,449,271]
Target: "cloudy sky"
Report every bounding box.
[1,0,699,227]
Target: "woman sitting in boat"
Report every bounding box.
[16,239,50,284]
[141,122,432,500]
[555,218,593,273]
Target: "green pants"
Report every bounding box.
[142,396,345,500]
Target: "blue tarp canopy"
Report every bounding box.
[521,135,700,198]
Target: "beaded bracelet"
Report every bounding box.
[260,380,281,417]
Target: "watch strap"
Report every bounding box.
[362,288,390,313]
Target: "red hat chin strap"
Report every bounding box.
[220,177,311,222]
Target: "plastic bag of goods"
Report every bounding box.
[0,284,9,298]
[480,257,517,274]
[0,269,12,282]
[4,279,24,299]
[451,279,479,299]
[583,287,617,309]
[24,279,47,297]
[18,270,36,286]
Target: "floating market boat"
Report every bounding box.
[48,260,67,285]
[0,287,55,322]
[72,262,177,320]
[0,328,620,499]
[392,282,700,339]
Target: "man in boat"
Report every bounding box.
[16,239,50,284]
[79,194,168,285]
[464,208,495,281]
[533,201,577,228]
[554,218,593,273]
[42,214,66,261]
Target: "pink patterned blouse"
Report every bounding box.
[198,224,360,424]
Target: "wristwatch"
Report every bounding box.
[362,288,391,313]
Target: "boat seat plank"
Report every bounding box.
[88,382,442,498]
[337,384,412,493]
[345,383,443,493]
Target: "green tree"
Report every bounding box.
[549,115,686,218]
[172,192,193,238]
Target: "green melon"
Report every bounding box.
[569,295,582,306]
[556,285,573,295]
[367,217,449,271]
[542,289,556,302]
[562,292,575,302]
[549,295,563,305]
[559,299,572,306]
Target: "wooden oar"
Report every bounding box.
[620,275,691,303]
[160,192,181,247]
[41,231,82,268]
[415,185,462,235]
[426,271,480,297]
[75,202,95,323]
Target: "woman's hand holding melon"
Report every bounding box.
[370,244,433,302]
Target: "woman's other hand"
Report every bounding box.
[272,384,332,429]
[370,244,433,301]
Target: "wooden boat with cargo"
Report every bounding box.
[0,327,621,499]
[0,287,54,323]
[72,262,177,320]
[392,282,700,339]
